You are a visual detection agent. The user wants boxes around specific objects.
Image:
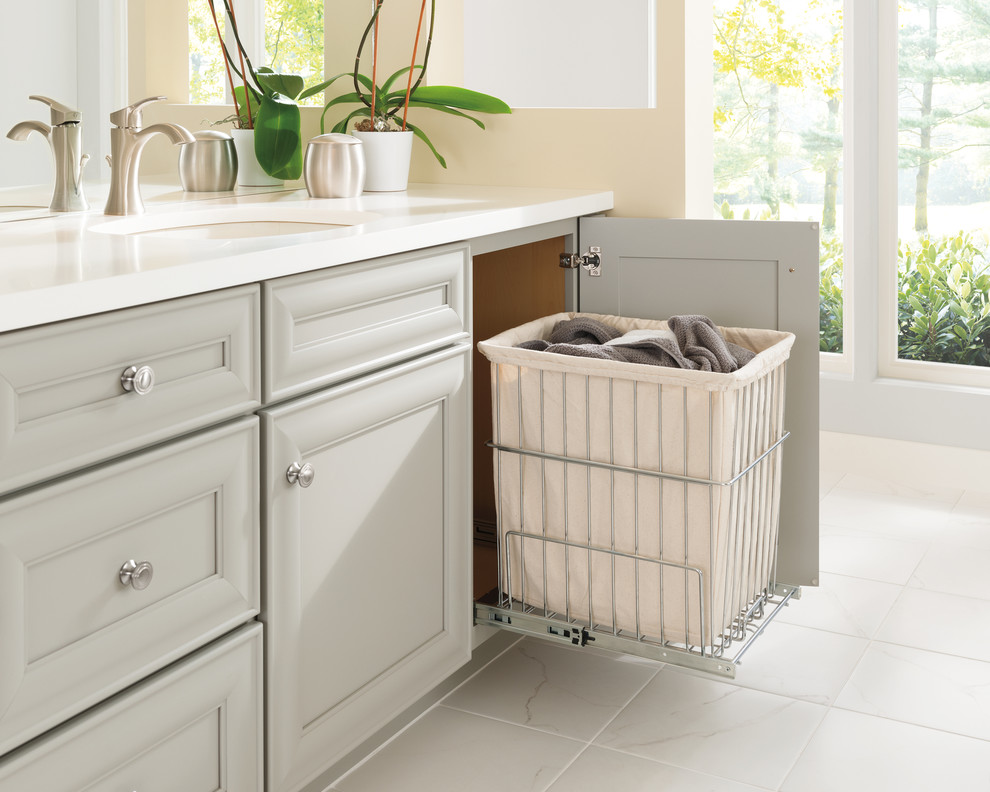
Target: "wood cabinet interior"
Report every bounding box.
[471,237,566,598]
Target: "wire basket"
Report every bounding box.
[477,313,796,672]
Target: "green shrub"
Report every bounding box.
[897,232,990,367]
[819,233,844,353]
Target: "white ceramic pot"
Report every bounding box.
[230,128,284,187]
[350,130,413,192]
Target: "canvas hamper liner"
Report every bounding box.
[479,313,794,651]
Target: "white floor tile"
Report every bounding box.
[443,638,657,740]
[818,468,843,499]
[819,486,953,541]
[775,572,901,638]
[876,587,990,662]
[910,543,990,600]
[595,669,825,790]
[781,709,990,791]
[941,490,990,549]
[726,622,868,705]
[834,641,990,741]
[832,472,963,504]
[818,528,928,584]
[546,746,769,792]
[333,707,583,792]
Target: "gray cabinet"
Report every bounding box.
[262,344,471,792]
[0,239,473,791]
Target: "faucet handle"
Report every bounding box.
[29,95,81,126]
[110,96,167,129]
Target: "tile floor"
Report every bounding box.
[330,452,990,791]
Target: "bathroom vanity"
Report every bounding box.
[0,180,820,792]
[0,183,612,792]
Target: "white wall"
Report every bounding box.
[1,0,79,189]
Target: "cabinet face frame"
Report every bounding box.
[261,344,471,792]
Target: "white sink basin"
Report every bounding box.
[91,206,381,240]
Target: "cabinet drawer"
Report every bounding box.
[263,243,469,402]
[0,623,262,792]
[0,418,259,756]
[0,285,260,495]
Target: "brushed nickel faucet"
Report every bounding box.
[6,95,90,212]
[104,96,195,216]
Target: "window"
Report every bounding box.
[713,0,846,359]
[881,0,990,383]
[188,0,324,106]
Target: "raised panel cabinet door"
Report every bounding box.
[0,623,262,792]
[262,344,471,792]
[0,417,260,756]
[575,216,820,586]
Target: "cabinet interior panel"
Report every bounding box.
[299,402,446,727]
[472,238,566,588]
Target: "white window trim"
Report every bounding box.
[875,0,990,390]
[820,0,990,450]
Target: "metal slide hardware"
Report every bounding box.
[559,246,602,276]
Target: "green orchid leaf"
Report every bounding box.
[233,84,263,125]
[404,120,447,169]
[381,66,423,96]
[330,107,371,135]
[299,71,354,100]
[256,72,305,101]
[409,85,511,114]
[254,92,302,179]
[402,100,486,129]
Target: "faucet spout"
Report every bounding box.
[6,120,51,142]
[137,123,196,146]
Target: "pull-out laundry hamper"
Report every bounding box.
[478,313,795,672]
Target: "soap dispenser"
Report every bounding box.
[6,95,90,212]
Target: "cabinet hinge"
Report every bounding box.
[559,246,602,277]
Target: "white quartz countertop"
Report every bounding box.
[0,182,613,333]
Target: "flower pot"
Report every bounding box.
[351,130,413,192]
[230,128,284,187]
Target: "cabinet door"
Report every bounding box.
[262,344,471,792]
[575,216,820,585]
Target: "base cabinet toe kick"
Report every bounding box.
[0,242,473,792]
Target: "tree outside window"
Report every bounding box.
[189,0,324,107]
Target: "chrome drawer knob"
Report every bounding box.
[121,365,155,395]
[119,559,154,590]
[286,461,315,488]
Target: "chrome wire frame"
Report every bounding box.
[480,358,797,678]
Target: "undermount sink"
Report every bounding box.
[90,206,382,240]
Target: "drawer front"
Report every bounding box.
[0,418,259,756]
[0,285,261,495]
[263,243,469,402]
[0,623,262,792]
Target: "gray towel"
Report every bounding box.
[516,315,755,373]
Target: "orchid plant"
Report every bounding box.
[206,0,336,180]
[318,0,511,168]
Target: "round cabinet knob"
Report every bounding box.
[286,462,315,488]
[119,559,154,590]
[121,365,155,395]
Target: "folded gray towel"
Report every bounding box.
[516,315,755,373]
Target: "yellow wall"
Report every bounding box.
[132,0,712,218]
